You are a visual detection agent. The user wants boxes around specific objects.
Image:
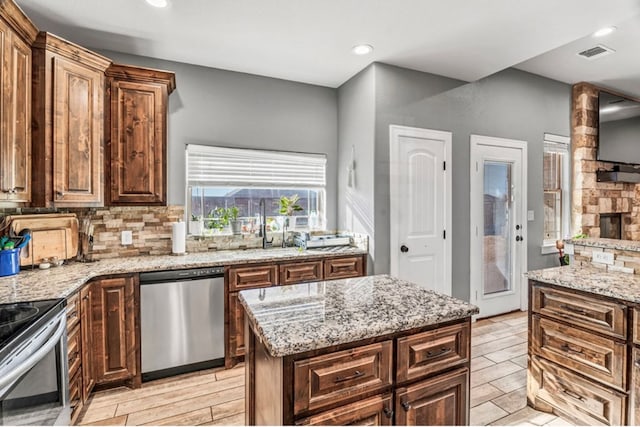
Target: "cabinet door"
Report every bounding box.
[80,284,95,401]
[229,265,278,291]
[92,276,137,384]
[228,292,245,358]
[395,368,468,426]
[631,347,640,426]
[109,80,166,204]
[52,56,103,206]
[297,393,393,426]
[0,21,31,203]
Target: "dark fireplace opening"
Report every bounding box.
[600,213,622,239]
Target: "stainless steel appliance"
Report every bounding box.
[140,266,225,381]
[0,299,69,426]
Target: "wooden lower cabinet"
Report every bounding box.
[80,284,95,401]
[631,347,640,426]
[297,393,393,426]
[228,292,245,360]
[92,275,139,385]
[395,368,468,426]
[279,260,323,285]
[247,318,471,426]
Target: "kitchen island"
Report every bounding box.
[239,274,478,426]
[527,263,640,426]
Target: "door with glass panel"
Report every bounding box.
[470,135,527,318]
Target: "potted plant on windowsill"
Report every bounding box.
[279,195,303,233]
[189,214,203,236]
[214,206,241,235]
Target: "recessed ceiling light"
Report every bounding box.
[146,0,168,8]
[352,44,373,55]
[593,26,617,37]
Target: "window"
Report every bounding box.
[186,144,326,234]
[542,134,570,253]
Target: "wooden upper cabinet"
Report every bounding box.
[106,64,175,205]
[0,2,37,204]
[31,32,111,207]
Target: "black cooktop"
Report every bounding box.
[0,299,63,354]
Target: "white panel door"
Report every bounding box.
[470,135,527,318]
[390,125,451,296]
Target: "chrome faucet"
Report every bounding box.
[258,198,273,248]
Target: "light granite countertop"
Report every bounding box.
[527,265,640,304]
[0,246,367,304]
[238,274,479,357]
[565,238,640,252]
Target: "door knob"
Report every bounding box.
[400,245,409,253]
[516,235,524,242]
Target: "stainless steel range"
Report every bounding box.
[0,299,69,426]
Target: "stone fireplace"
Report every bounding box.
[571,83,640,240]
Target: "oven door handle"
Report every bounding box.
[0,313,66,395]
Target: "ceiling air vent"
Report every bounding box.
[577,44,615,60]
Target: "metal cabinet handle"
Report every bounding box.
[334,370,365,383]
[426,347,452,359]
[562,388,585,402]
[401,401,411,412]
[559,304,589,316]
[383,407,394,419]
[634,359,640,368]
[56,191,64,197]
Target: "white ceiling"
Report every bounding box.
[15,0,640,90]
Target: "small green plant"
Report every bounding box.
[279,195,303,216]
[214,206,239,224]
[190,214,202,221]
[572,232,588,239]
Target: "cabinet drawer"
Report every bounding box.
[229,265,278,291]
[323,256,363,280]
[67,324,81,379]
[397,321,469,383]
[532,284,626,339]
[634,308,640,345]
[280,261,323,285]
[69,369,83,425]
[296,393,393,426]
[531,315,626,391]
[66,292,80,331]
[530,356,626,426]
[293,340,393,415]
[631,347,640,426]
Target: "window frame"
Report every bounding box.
[184,144,328,234]
[541,133,570,254]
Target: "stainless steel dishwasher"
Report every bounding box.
[139,266,225,381]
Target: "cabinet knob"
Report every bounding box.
[401,401,411,412]
[56,191,64,197]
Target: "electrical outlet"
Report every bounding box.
[592,251,614,265]
[121,230,133,245]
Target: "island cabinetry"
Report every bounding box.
[91,275,140,386]
[395,367,468,426]
[528,281,632,425]
[225,254,367,368]
[0,2,36,204]
[247,319,471,425]
[32,32,110,207]
[105,64,175,205]
[298,394,393,426]
[630,347,640,425]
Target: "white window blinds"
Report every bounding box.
[186,144,327,188]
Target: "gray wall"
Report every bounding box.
[337,65,376,271]
[99,50,339,228]
[371,66,571,301]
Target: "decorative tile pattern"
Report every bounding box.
[239,274,479,357]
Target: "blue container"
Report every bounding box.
[0,248,20,277]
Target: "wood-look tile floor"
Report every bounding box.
[78,311,573,426]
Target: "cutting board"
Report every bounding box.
[7,214,79,266]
